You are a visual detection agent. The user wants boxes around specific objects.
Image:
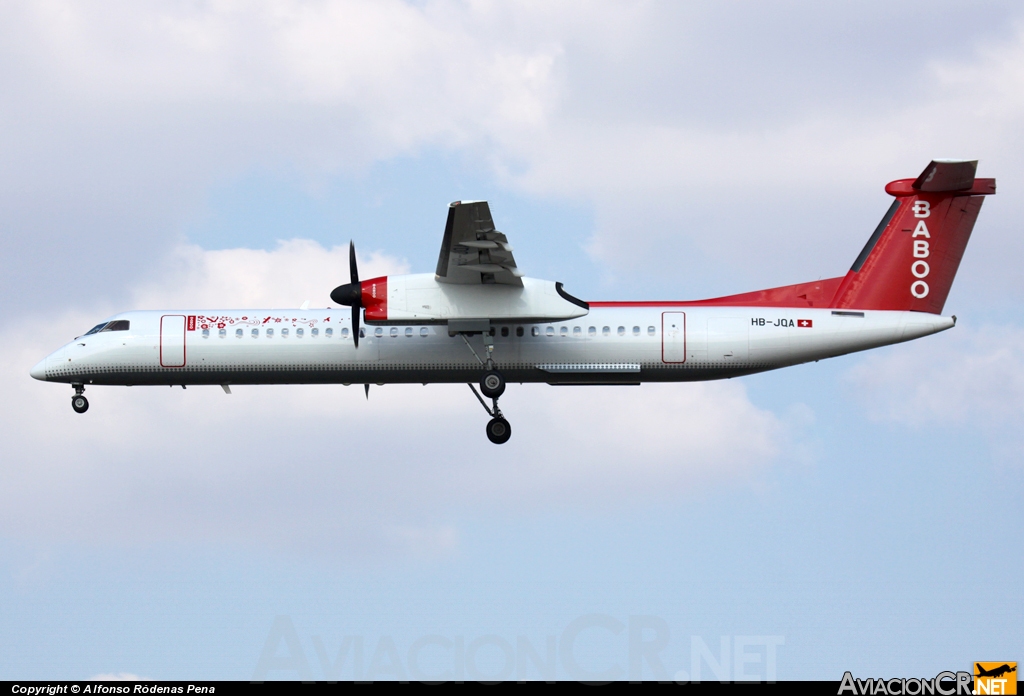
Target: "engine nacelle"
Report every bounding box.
[360,273,589,325]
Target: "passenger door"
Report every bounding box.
[661,312,687,363]
[160,315,186,367]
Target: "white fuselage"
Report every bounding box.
[33,306,953,387]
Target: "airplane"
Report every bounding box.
[31,159,995,444]
[975,664,1016,679]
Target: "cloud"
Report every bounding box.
[844,323,1024,464]
[130,239,408,310]
[6,2,1024,309]
[5,1,1018,554]
[0,0,565,309]
[3,239,786,555]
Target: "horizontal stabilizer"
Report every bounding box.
[912,159,977,192]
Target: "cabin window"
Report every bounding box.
[390,327,398,337]
[545,326,554,337]
[374,327,382,337]
[633,326,640,336]
[235,328,243,338]
[296,328,304,338]
[405,327,413,337]
[201,328,210,338]
[328,328,336,338]
[100,320,130,332]
[358,328,365,338]
[532,327,540,337]
[617,326,625,336]
[266,328,274,337]
[282,328,289,338]
[516,326,524,337]
[602,326,610,336]
[501,326,509,337]
[648,326,656,336]
[251,328,259,338]
[573,326,582,336]
[420,327,429,337]
[84,323,108,336]
[219,328,227,338]
[560,326,568,337]
[588,326,596,336]
[311,328,319,337]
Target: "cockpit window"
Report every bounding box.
[84,320,130,336]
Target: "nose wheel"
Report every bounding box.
[71,384,89,413]
[469,377,511,445]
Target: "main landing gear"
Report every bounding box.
[71,384,89,414]
[470,380,511,445]
[458,327,511,444]
[480,369,505,399]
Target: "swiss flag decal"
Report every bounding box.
[797,319,813,328]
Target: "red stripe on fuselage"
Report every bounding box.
[589,276,844,309]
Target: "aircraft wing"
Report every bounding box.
[435,201,524,287]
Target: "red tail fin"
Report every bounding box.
[830,160,995,313]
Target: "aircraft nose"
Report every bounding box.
[30,357,48,381]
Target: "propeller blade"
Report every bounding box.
[350,241,359,348]
[329,240,362,348]
[364,383,369,399]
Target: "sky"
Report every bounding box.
[1,0,1022,681]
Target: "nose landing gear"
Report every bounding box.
[71,384,89,413]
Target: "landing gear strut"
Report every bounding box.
[458,328,512,443]
[469,382,512,445]
[71,384,89,414]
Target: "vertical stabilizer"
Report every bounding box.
[830,160,995,314]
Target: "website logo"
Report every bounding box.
[974,662,1016,695]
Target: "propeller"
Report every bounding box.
[330,241,362,347]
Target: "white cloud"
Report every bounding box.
[131,239,408,310]
[6,0,1020,553]
[845,323,1024,464]
[2,240,786,555]
[2,0,564,169]
[5,1,1024,305]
